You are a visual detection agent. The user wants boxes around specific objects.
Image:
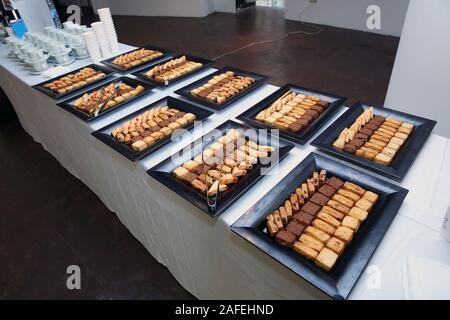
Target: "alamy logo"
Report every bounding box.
[66,265,81,290]
[366,265,381,290]
[66,5,82,25]
[366,5,381,31]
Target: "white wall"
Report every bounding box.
[11,0,55,32]
[385,0,450,138]
[91,0,215,17]
[214,0,236,13]
[285,0,409,37]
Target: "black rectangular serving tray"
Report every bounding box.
[32,63,116,100]
[237,84,347,145]
[231,152,408,299]
[92,96,214,161]
[174,67,269,111]
[56,76,155,122]
[100,45,171,73]
[132,54,214,87]
[147,120,294,217]
[311,102,437,181]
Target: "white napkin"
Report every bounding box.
[41,66,70,78]
[403,255,450,299]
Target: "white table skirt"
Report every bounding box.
[1,43,449,299]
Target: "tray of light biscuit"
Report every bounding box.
[33,64,115,100]
[232,152,408,299]
[148,120,294,216]
[312,102,437,181]
[101,45,169,72]
[237,84,347,144]
[175,67,269,110]
[92,96,213,161]
[133,54,214,87]
[57,76,154,122]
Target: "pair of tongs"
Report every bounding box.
[201,145,219,214]
[94,84,119,117]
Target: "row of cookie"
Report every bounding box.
[255,91,329,134]
[173,129,273,195]
[44,69,106,94]
[190,71,255,104]
[111,106,197,152]
[144,56,203,82]
[112,48,163,69]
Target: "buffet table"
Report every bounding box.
[1,43,450,299]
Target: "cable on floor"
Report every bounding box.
[212,3,323,61]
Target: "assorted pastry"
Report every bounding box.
[42,67,106,95]
[111,106,196,152]
[255,91,329,134]
[190,71,256,104]
[144,56,203,83]
[172,128,274,196]
[266,170,379,271]
[332,107,414,165]
[73,82,145,116]
[111,48,164,69]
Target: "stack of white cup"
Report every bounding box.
[97,7,119,53]
[82,31,102,62]
[91,21,111,58]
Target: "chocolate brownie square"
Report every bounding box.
[309,193,329,207]
[349,138,365,148]
[302,114,314,122]
[293,211,315,225]
[305,109,319,118]
[275,230,296,247]
[288,123,304,133]
[354,133,369,141]
[159,120,171,128]
[175,111,186,118]
[131,135,143,143]
[319,184,337,198]
[297,119,309,126]
[364,123,379,131]
[285,221,306,238]
[310,105,324,113]
[327,176,344,190]
[301,201,321,216]
[141,130,152,138]
[149,125,162,133]
[181,172,198,183]
[343,144,357,153]
[316,100,329,108]
[360,128,374,136]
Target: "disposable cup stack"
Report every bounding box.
[97,8,119,53]
[91,21,111,58]
[82,31,102,62]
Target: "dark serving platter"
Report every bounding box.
[100,45,171,73]
[147,120,294,217]
[132,54,214,87]
[56,76,154,122]
[32,64,116,100]
[311,102,437,181]
[231,152,408,299]
[174,67,269,111]
[237,84,347,145]
[92,96,214,162]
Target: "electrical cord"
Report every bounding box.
[212,3,323,61]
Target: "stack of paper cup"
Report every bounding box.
[97,8,119,53]
[91,21,111,58]
[82,31,102,62]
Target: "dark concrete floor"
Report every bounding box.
[0,7,399,299]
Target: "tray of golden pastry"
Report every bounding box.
[92,96,214,161]
[237,84,347,145]
[147,120,294,216]
[57,76,154,122]
[132,54,214,87]
[174,67,269,111]
[33,64,115,100]
[101,45,170,73]
[231,152,408,299]
[311,102,437,181]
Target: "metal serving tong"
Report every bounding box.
[201,144,220,214]
[93,83,120,117]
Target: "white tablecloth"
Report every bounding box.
[1,43,450,299]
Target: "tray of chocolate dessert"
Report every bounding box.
[147,120,294,217]
[132,54,214,87]
[92,96,214,161]
[101,45,171,73]
[311,102,437,181]
[236,84,347,145]
[174,67,269,111]
[231,152,408,299]
[57,76,155,122]
[33,64,116,100]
